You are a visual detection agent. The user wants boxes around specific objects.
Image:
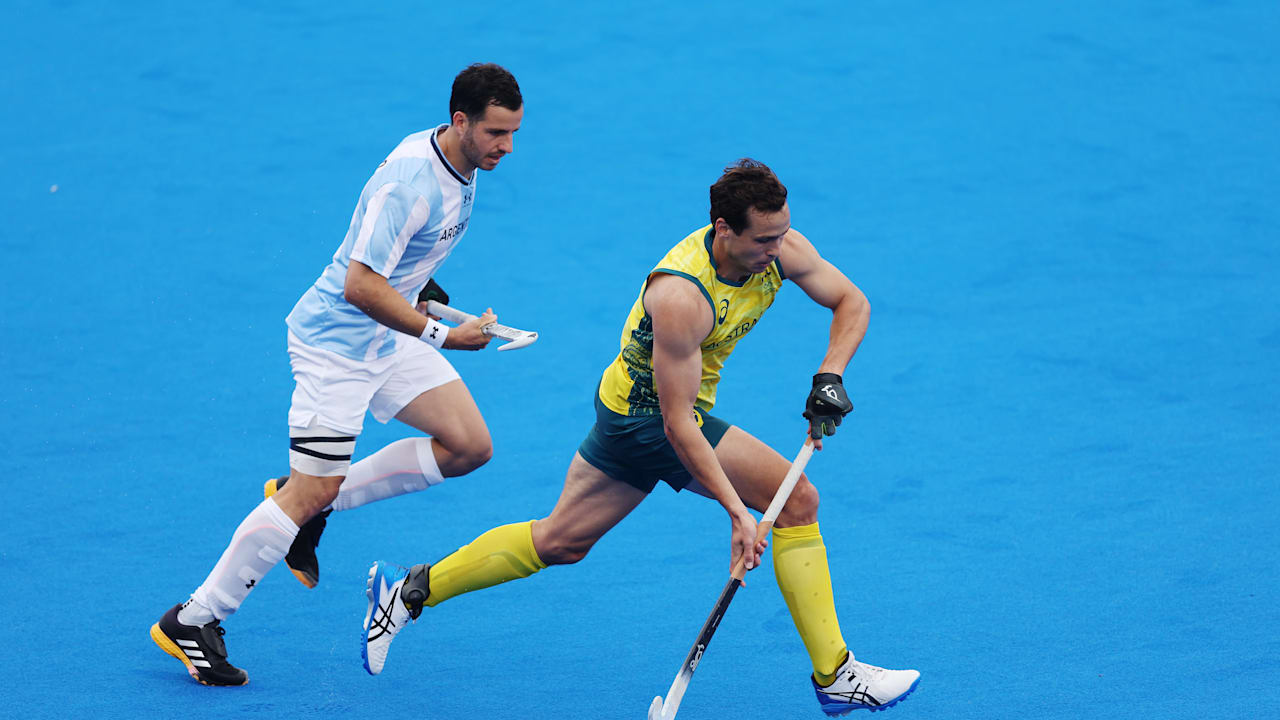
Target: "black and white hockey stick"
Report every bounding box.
[424,300,538,351]
[647,438,817,720]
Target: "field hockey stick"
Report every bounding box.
[424,300,538,351]
[647,438,817,720]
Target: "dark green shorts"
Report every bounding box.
[578,391,732,493]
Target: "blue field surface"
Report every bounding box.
[2,2,1277,718]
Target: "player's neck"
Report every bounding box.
[435,126,476,178]
[710,236,751,282]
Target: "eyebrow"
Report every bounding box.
[754,226,790,241]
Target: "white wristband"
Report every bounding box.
[419,318,449,348]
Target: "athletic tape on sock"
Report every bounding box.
[289,425,356,477]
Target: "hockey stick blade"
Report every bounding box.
[425,300,538,351]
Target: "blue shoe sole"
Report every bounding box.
[819,677,920,716]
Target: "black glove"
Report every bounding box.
[803,372,853,440]
[417,277,449,307]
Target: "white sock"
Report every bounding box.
[184,497,299,622]
[331,437,443,512]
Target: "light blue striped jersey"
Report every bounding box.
[286,126,476,361]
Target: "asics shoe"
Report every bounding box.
[264,476,329,589]
[362,561,429,675]
[812,653,919,715]
[150,603,248,686]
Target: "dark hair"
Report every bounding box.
[449,63,522,120]
[709,159,788,234]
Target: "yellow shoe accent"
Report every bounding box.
[150,622,250,687]
[263,477,281,499]
[150,622,202,683]
[289,566,317,589]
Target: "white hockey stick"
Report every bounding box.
[647,438,817,720]
[424,300,538,352]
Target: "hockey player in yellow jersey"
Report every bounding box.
[361,159,920,714]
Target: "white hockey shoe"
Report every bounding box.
[361,561,429,675]
[811,653,920,715]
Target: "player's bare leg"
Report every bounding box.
[392,378,492,478]
[690,426,920,713]
[273,379,492,588]
[530,453,648,565]
[272,470,344,526]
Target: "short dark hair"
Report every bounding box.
[449,63,522,120]
[709,159,788,234]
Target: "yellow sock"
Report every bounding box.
[772,522,848,684]
[425,520,547,607]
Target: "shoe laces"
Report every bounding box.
[366,586,403,641]
[846,659,886,685]
[201,621,230,659]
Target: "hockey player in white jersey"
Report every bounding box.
[150,63,523,686]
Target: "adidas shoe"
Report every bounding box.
[264,476,329,589]
[149,603,248,686]
[812,653,920,715]
[362,561,429,675]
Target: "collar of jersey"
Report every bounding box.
[703,228,749,287]
[431,125,474,186]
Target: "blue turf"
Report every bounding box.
[2,2,1278,719]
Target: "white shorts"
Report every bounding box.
[286,330,460,436]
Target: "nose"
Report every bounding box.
[500,135,514,154]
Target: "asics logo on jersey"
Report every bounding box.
[717,299,729,324]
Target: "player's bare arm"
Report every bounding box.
[777,229,868,447]
[343,259,495,350]
[779,229,869,373]
[647,273,767,571]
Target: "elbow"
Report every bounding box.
[661,415,686,447]
[850,286,870,322]
[343,279,366,307]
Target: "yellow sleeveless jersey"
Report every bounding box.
[598,224,785,416]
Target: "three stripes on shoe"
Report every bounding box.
[175,638,213,668]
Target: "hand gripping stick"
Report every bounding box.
[425,300,538,352]
[647,439,816,720]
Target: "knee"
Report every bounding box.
[532,524,593,566]
[447,434,493,474]
[282,472,342,516]
[460,439,493,474]
[539,540,591,566]
[777,476,819,527]
[308,477,343,509]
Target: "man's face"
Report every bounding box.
[457,103,523,172]
[719,204,791,275]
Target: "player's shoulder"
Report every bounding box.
[645,272,714,329]
[656,224,716,273]
[778,227,821,276]
[374,128,447,188]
